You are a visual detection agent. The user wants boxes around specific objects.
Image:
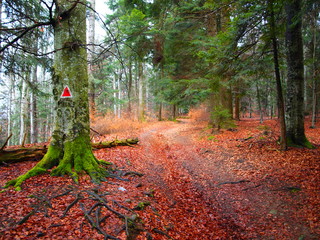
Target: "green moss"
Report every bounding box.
[257,125,270,131]
[98,160,113,166]
[207,135,218,141]
[37,144,63,169]
[51,135,108,184]
[286,136,315,149]
[4,143,63,190]
[134,201,151,210]
[5,167,47,191]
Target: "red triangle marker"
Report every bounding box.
[60,86,73,98]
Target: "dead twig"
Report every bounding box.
[216,180,250,187]
[1,133,12,151]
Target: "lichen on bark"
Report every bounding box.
[5,0,109,190]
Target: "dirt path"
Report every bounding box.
[133,119,319,240]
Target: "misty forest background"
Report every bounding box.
[0,0,319,147]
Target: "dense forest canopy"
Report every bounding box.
[0,0,319,147]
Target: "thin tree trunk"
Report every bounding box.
[30,65,38,144]
[113,73,117,117]
[7,75,14,146]
[234,82,240,121]
[19,79,28,145]
[88,0,96,117]
[268,0,287,150]
[172,104,177,120]
[311,7,317,128]
[127,58,133,115]
[256,83,263,123]
[158,102,162,121]
[138,62,145,122]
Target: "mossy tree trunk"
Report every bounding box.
[6,0,108,190]
[284,0,313,148]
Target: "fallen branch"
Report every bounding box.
[1,133,12,151]
[0,138,139,164]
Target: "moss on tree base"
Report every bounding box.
[5,136,110,190]
[286,136,315,149]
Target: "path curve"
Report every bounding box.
[135,119,318,239]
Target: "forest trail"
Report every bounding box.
[0,119,319,240]
[132,119,319,240]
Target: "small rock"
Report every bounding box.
[118,187,127,191]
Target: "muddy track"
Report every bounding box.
[138,120,318,240]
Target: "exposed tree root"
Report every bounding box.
[8,185,152,240]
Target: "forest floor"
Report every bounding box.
[0,118,319,240]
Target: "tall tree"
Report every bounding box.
[6,0,108,190]
[285,0,313,147]
[88,0,96,117]
[268,0,287,150]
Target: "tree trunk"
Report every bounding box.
[127,58,133,115]
[113,73,118,116]
[88,0,96,117]
[7,75,14,146]
[285,0,313,148]
[172,104,177,120]
[234,82,240,121]
[206,6,233,122]
[138,62,145,122]
[256,83,263,124]
[19,79,29,145]
[30,66,38,144]
[117,73,121,118]
[268,0,287,150]
[311,7,318,129]
[158,102,163,121]
[6,1,108,190]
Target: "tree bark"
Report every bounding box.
[285,0,313,148]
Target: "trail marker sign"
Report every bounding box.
[60,86,73,98]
